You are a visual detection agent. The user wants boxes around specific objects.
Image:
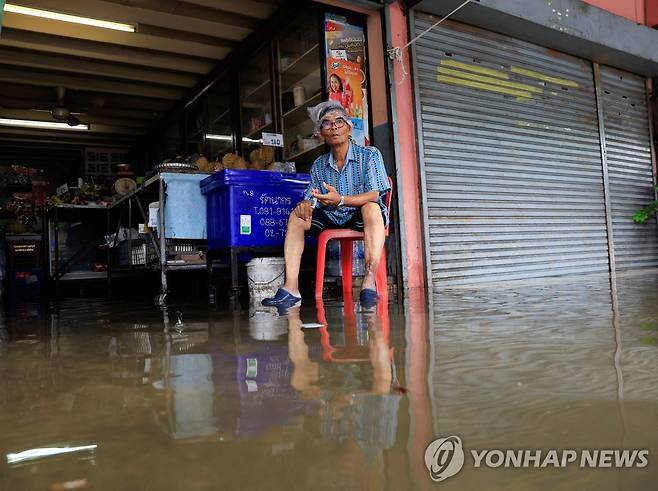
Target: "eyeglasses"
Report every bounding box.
[320,117,348,130]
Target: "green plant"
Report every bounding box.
[632,186,658,223]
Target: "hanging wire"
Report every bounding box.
[387,0,475,83]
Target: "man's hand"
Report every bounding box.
[294,200,313,221]
[312,182,341,207]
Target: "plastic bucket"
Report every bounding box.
[248,303,288,340]
[246,257,285,300]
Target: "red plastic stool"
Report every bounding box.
[314,178,393,300]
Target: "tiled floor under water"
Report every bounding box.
[0,272,657,490]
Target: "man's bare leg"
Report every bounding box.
[361,202,385,292]
[281,211,311,297]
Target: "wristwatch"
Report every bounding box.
[337,195,345,207]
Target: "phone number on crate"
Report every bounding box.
[263,228,286,238]
[259,218,288,227]
[252,206,290,216]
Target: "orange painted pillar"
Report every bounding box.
[406,288,434,490]
[387,1,427,291]
[648,0,658,26]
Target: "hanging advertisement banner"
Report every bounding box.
[0,1,5,35]
[324,14,370,146]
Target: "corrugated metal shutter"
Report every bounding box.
[600,66,658,270]
[413,15,610,286]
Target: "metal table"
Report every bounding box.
[109,172,210,305]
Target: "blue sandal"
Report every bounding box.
[261,288,301,307]
[359,288,379,308]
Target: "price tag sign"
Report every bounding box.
[262,132,284,147]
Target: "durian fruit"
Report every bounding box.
[195,155,214,172]
[249,146,275,170]
[212,158,224,172]
[222,152,247,170]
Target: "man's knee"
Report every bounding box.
[361,202,383,225]
[287,211,311,231]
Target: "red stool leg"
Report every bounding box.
[375,247,387,297]
[315,233,329,300]
[340,239,354,298]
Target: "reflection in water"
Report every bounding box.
[292,301,401,459]
[0,273,657,489]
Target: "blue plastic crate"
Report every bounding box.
[200,169,311,249]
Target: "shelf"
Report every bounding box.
[242,79,271,103]
[58,271,108,281]
[287,141,325,161]
[282,92,322,128]
[281,48,321,92]
[244,122,272,140]
[54,203,110,210]
[211,108,231,126]
[166,262,207,271]
[113,263,207,272]
[281,43,319,75]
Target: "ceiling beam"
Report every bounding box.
[0,154,81,163]
[0,65,186,100]
[181,0,279,19]
[0,140,84,151]
[134,24,237,49]
[0,85,175,114]
[3,12,230,60]
[0,152,82,160]
[0,126,140,137]
[84,107,162,122]
[0,29,215,73]
[0,136,130,148]
[0,129,138,144]
[0,47,198,88]
[11,0,254,41]
[0,147,82,155]
[0,96,164,121]
[92,0,258,29]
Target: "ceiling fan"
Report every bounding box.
[51,86,83,126]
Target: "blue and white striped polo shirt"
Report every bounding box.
[303,141,391,226]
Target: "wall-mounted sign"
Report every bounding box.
[324,14,369,146]
[0,1,5,35]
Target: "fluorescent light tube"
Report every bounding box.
[0,118,89,130]
[206,134,262,144]
[4,4,136,32]
[205,134,232,142]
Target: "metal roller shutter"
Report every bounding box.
[599,66,658,270]
[413,14,610,287]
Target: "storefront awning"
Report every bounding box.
[409,0,658,77]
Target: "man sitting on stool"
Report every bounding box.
[263,100,391,308]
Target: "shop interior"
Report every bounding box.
[0,0,389,306]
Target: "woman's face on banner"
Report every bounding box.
[330,75,341,93]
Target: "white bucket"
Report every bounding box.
[248,303,288,341]
[246,257,285,300]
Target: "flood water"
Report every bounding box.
[0,272,657,490]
